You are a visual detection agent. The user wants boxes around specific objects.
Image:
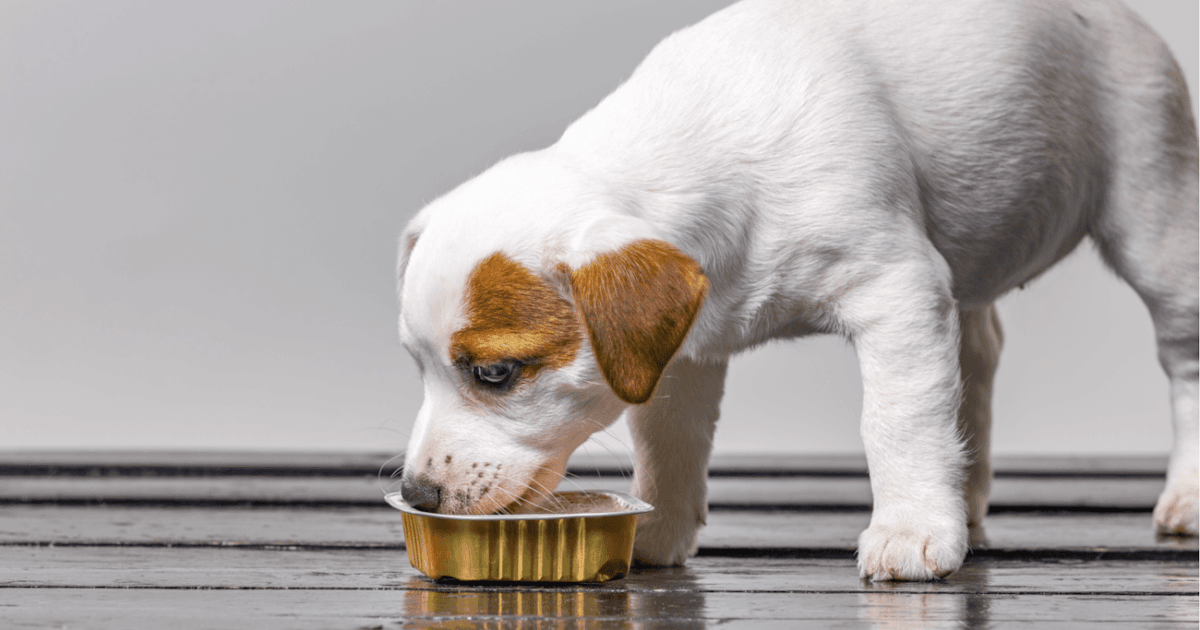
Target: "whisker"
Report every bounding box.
[492,467,560,513]
[350,419,412,446]
[557,470,589,494]
[576,419,633,482]
[376,452,406,496]
[526,474,564,508]
[574,430,607,478]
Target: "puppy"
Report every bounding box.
[396,0,1198,581]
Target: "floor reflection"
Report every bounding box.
[628,565,708,629]
[402,578,628,629]
[1157,564,1200,624]
[400,565,709,629]
[857,558,993,629]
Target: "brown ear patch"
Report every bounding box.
[451,253,580,380]
[569,239,708,404]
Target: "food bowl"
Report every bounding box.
[385,490,653,582]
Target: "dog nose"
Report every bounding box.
[400,475,442,512]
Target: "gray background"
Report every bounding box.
[1,0,1195,457]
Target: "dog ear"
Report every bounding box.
[396,216,425,303]
[568,239,708,404]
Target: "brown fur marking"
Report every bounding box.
[569,239,708,404]
[451,252,580,380]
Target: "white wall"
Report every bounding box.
[1,0,1195,456]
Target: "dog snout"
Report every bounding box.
[401,475,443,512]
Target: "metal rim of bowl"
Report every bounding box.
[384,490,653,520]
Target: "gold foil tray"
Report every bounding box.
[385,490,653,583]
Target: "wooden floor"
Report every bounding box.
[0,452,1195,629]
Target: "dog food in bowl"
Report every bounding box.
[385,490,653,582]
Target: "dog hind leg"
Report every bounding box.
[627,356,728,565]
[958,305,1003,528]
[1095,194,1200,537]
[1099,196,1200,537]
[1091,48,1198,536]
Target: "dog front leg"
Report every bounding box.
[851,284,969,581]
[627,356,728,566]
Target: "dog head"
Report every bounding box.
[395,151,708,514]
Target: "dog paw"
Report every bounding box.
[857,518,968,581]
[631,512,701,566]
[1154,480,1199,537]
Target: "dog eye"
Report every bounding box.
[472,362,519,388]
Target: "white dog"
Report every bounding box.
[395,0,1198,580]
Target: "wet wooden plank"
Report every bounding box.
[560,475,1169,509]
[0,587,1193,629]
[0,548,1193,594]
[0,475,1167,509]
[0,450,403,474]
[0,505,408,548]
[0,476,397,504]
[0,505,1192,556]
[0,451,1168,477]
[0,548,1195,628]
[700,512,1199,557]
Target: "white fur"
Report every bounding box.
[397,0,1199,580]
